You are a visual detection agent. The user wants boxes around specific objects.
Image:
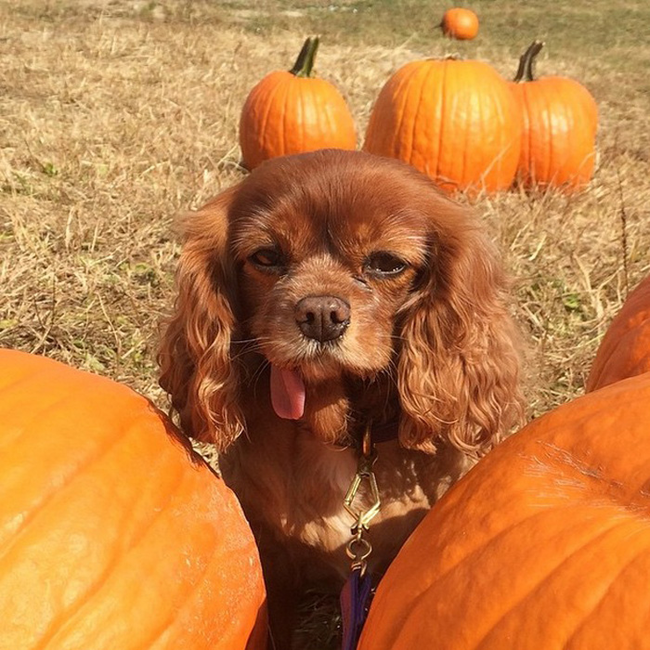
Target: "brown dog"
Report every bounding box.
[158,149,523,648]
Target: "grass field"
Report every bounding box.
[2,0,649,646]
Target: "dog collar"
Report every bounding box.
[368,417,399,444]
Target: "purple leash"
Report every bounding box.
[340,565,374,650]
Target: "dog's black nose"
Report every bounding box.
[295,296,350,342]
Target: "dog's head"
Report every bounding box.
[159,149,523,454]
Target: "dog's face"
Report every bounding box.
[159,149,523,452]
[226,151,469,429]
[232,171,430,384]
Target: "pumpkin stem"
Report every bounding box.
[290,36,320,78]
[513,40,544,83]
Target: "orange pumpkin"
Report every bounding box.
[440,7,479,40]
[510,41,598,191]
[239,36,356,170]
[364,57,521,195]
[587,274,650,391]
[0,349,266,650]
[359,371,650,649]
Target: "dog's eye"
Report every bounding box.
[249,248,284,270]
[365,252,408,277]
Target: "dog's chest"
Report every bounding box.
[297,437,358,493]
[222,430,444,582]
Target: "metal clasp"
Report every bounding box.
[343,424,381,575]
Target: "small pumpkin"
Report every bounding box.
[0,349,266,650]
[509,40,598,191]
[239,36,356,170]
[364,57,521,195]
[586,274,650,391]
[359,371,650,649]
[440,7,479,40]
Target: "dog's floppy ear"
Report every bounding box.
[397,202,524,456]
[158,185,245,450]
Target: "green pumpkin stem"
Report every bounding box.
[513,40,544,83]
[290,36,320,78]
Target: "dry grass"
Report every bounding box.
[1,1,649,647]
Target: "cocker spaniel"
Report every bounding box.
[158,149,523,648]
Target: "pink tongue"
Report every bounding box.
[270,365,306,420]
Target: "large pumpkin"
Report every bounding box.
[358,371,650,649]
[586,274,650,391]
[239,36,356,170]
[364,57,521,195]
[509,41,598,191]
[0,349,266,650]
[440,7,479,40]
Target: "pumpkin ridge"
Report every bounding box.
[402,62,428,170]
[393,63,421,159]
[0,399,138,562]
[121,536,216,649]
[471,67,487,188]
[434,60,449,182]
[323,93,343,147]
[390,63,417,157]
[42,459,211,649]
[560,544,650,647]
[245,72,286,165]
[375,65,402,159]
[498,83,518,184]
[147,491,265,650]
[485,69,500,188]
[0,406,189,566]
[463,64,487,188]
[314,80,336,149]
[279,74,295,156]
[558,80,577,185]
[541,81,554,184]
[571,79,595,185]
[0,422,189,647]
[533,80,547,184]
[472,518,648,649]
[325,101,344,143]
[298,77,319,151]
[0,369,45,395]
[442,61,461,186]
[262,74,288,159]
[567,96,589,183]
[284,77,299,153]
[523,84,533,178]
[495,393,644,471]
[0,390,76,453]
[391,500,598,614]
[385,510,625,650]
[460,78,470,188]
[145,518,257,650]
[301,81,313,146]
